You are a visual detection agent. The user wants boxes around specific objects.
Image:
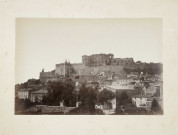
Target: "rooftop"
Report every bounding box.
[31,89,48,94]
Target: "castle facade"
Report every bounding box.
[82,53,134,67]
[40,53,134,83]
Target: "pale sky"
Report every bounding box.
[16,18,162,84]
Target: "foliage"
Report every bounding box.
[79,84,99,113]
[117,91,132,106]
[41,81,116,112]
[144,82,150,89]
[134,82,144,94]
[42,81,76,107]
[98,89,115,105]
[123,63,163,75]
[15,97,36,112]
[116,105,148,115]
[15,79,42,91]
[154,87,160,97]
[151,99,161,113]
[68,105,104,115]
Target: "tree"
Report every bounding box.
[42,81,76,107]
[79,84,98,113]
[151,99,161,113]
[98,89,115,105]
[154,87,160,97]
[117,91,131,106]
[15,97,35,112]
[15,97,24,112]
[134,82,144,95]
[144,82,150,89]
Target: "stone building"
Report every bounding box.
[112,58,134,66]
[82,53,134,67]
[132,95,148,108]
[18,88,32,99]
[55,61,72,76]
[39,53,135,84]
[82,53,114,67]
[30,88,49,102]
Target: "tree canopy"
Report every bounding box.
[42,81,76,107]
[151,99,161,113]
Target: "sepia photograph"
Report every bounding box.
[15,18,163,115]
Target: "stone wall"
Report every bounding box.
[82,54,114,67]
[40,64,125,83]
[35,105,76,114]
[40,70,59,83]
[55,63,72,76]
[39,53,135,83]
[71,65,124,75]
[82,53,134,67]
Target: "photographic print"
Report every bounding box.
[15,18,163,115]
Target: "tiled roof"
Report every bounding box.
[19,88,33,91]
[105,84,135,90]
[132,94,151,98]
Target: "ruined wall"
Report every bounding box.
[39,70,59,83]
[82,53,134,67]
[40,71,55,80]
[112,58,134,65]
[72,64,125,75]
[55,64,65,75]
[82,54,114,67]
[49,64,125,77]
[71,63,86,74]
[55,63,72,76]
[40,53,135,83]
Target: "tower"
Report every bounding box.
[63,59,71,77]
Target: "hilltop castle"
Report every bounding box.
[40,53,134,83]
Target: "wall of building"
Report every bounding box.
[37,106,76,114]
[76,65,125,75]
[55,63,125,76]
[30,93,48,102]
[40,70,59,83]
[112,58,134,65]
[82,54,114,67]
[55,63,72,76]
[82,53,134,67]
[18,91,29,99]
[40,54,135,83]
[40,64,126,84]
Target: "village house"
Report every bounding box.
[103,81,135,92]
[30,88,49,102]
[18,88,33,99]
[85,81,99,89]
[132,95,148,108]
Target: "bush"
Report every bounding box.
[15,97,35,112]
[42,82,76,107]
[68,105,104,115]
[151,99,161,113]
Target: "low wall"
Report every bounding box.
[36,105,76,114]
